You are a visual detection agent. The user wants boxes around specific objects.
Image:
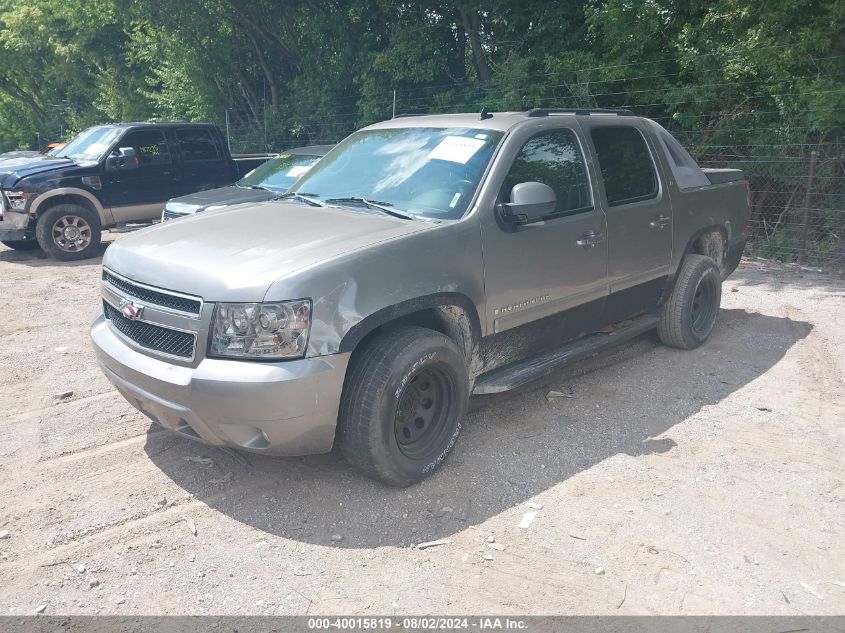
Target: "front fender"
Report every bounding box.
[30,187,112,226]
[337,292,482,353]
[262,219,486,357]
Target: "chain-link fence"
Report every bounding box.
[25,81,840,267]
[696,145,843,266]
[216,105,370,155]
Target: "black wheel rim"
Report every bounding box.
[394,365,455,460]
[691,273,718,336]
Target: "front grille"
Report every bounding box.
[104,302,195,359]
[102,270,201,316]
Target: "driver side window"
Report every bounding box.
[119,129,171,168]
[502,128,592,216]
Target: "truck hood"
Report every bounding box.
[165,185,272,215]
[103,201,434,302]
[0,154,78,188]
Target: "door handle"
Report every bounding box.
[576,230,605,248]
[649,214,671,229]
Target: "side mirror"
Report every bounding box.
[105,147,139,172]
[500,182,557,225]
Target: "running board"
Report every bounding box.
[472,314,660,395]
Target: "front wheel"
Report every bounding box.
[35,203,102,261]
[338,326,469,487]
[657,254,722,349]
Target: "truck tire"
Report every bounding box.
[657,254,722,349]
[35,203,102,261]
[338,326,469,487]
[1,239,39,251]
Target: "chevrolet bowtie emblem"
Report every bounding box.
[119,299,144,320]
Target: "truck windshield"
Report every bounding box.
[290,127,504,219]
[239,154,322,192]
[54,126,123,161]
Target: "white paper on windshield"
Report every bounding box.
[285,165,310,178]
[428,136,486,164]
[84,143,109,157]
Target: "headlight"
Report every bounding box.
[210,300,311,359]
[165,201,193,214]
[5,190,29,211]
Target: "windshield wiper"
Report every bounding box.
[245,185,270,191]
[325,196,414,220]
[274,192,324,207]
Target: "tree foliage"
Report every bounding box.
[0,0,840,152]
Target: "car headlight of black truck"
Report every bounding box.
[4,190,30,211]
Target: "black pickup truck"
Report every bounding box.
[0,122,267,260]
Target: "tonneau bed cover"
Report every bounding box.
[702,168,745,185]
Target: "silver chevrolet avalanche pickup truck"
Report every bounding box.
[91,108,749,486]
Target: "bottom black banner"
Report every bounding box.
[0,616,841,633]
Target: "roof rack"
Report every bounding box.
[525,108,635,117]
[392,113,426,119]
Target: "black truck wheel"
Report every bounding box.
[338,326,469,487]
[657,254,722,349]
[35,204,102,261]
[1,239,39,251]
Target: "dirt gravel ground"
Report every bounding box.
[0,236,844,616]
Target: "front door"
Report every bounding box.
[585,122,673,321]
[480,126,608,365]
[104,128,177,222]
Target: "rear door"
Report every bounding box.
[172,127,231,197]
[480,124,608,358]
[105,127,177,223]
[584,121,672,321]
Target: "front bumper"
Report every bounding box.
[91,314,351,456]
[0,209,32,240]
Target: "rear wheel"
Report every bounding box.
[35,203,102,261]
[657,254,722,349]
[1,239,39,251]
[338,326,469,487]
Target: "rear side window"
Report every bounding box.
[590,126,658,206]
[502,128,592,216]
[120,129,171,167]
[657,131,710,189]
[176,128,220,162]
